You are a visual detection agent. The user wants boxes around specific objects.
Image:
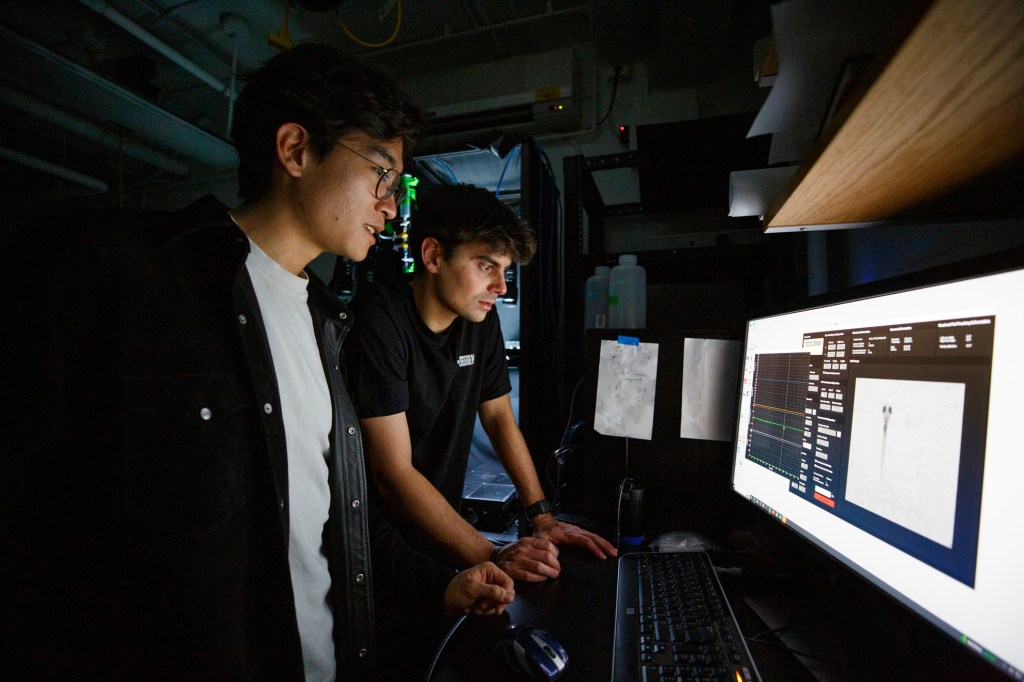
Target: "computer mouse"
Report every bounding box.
[494,624,569,680]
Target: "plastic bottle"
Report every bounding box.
[608,254,646,329]
[583,265,610,329]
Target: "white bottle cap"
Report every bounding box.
[619,254,637,265]
[595,265,610,276]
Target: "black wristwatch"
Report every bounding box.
[524,498,554,520]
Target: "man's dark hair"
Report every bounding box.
[411,184,537,271]
[231,43,424,201]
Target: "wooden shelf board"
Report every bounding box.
[765,0,1024,231]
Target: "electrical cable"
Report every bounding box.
[338,0,402,48]
[745,618,794,642]
[562,373,586,439]
[268,0,293,51]
[494,144,520,199]
[423,614,467,682]
[745,638,866,678]
[427,157,460,184]
[546,446,571,508]
[615,476,627,544]
[596,65,622,126]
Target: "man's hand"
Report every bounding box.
[444,562,515,617]
[531,514,618,560]
[492,537,562,582]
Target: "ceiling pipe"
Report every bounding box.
[0,145,109,193]
[0,26,238,168]
[359,4,589,57]
[77,0,229,95]
[221,13,251,137]
[0,85,190,176]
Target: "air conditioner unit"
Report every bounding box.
[404,47,583,152]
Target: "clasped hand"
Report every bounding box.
[445,561,515,616]
[493,518,618,582]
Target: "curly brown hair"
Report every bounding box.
[410,183,537,271]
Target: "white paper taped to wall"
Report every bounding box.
[594,338,659,440]
[680,338,741,442]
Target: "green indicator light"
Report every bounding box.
[399,174,419,274]
[400,174,419,206]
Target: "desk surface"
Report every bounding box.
[427,547,815,682]
[428,544,1007,681]
[429,547,616,681]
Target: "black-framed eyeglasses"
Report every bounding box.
[336,142,405,204]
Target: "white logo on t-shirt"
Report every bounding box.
[457,354,475,368]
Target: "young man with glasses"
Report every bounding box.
[335,141,408,204]
[0,44,512,681]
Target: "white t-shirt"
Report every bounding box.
[246,239,335,682]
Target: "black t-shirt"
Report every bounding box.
[347,281,511,512]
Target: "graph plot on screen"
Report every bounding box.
[745,352,809,480]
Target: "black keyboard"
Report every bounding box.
[612,551,761,682]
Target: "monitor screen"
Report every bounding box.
[730,256,1024,678]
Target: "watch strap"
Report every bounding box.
[524,498,554,519]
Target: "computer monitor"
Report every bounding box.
[730,252,1024,679]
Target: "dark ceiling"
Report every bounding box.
[0,0,772,222]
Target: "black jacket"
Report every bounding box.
[0,196,452,680]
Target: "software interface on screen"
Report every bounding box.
[730,265,1024,679]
